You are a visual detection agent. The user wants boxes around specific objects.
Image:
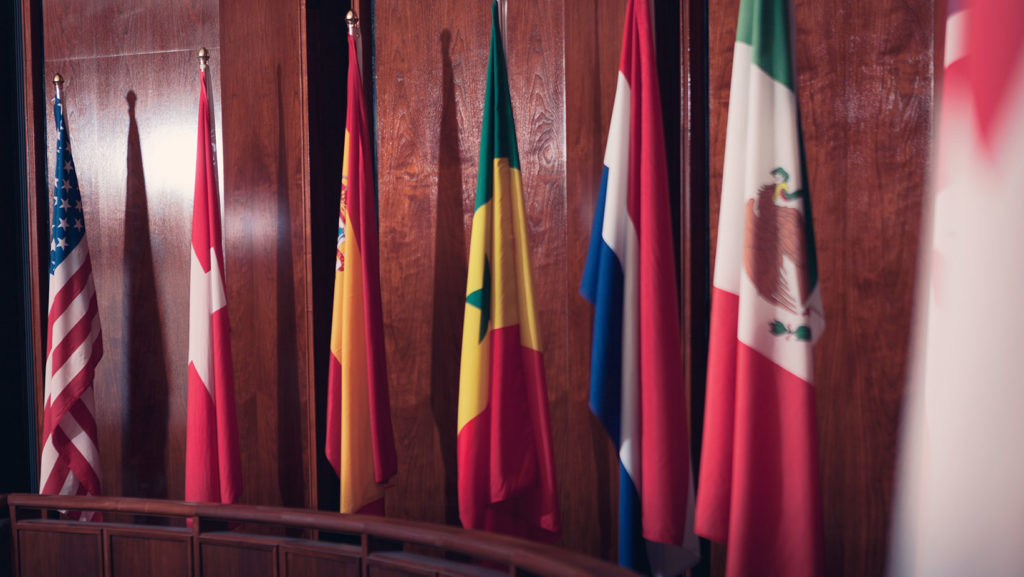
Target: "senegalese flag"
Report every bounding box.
[457,0,560,541]
[324,26,397,515]
[694,0,824,576]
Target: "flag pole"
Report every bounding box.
[346,9,359,36]
[53,73,63,101]
[197,46,210,71]
[347,9,364,77]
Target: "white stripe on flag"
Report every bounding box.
[47,241,88,310]
[600,73,632,255]
[46,319,101,399]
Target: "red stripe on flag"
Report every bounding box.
[211,307,241,503]
[43,335,103,444]
[41,448,71,495]
[325,352,342,478]
[50,425,101,497]
[458,326,559,542]
[46,255,94,354]
[49,295,99,376]
[697,289,823,577]
[345,32,397,484]
[696,288,740,543]
[191,69,215,272]
[68,397,99,446]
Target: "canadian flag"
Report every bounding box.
[185,64,241,504]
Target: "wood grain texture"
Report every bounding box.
[281,549,360,577]
[562,0,628,561]
[705,1,932,575]
[18,529,102,577]
[372,0,614,557]
[109,533,192,577]
[373,0,489,529]
[8,494,639,577]
[200,542,276,577]
[40,0,220,503]
[218,0,315,509]
[36,0,318,511]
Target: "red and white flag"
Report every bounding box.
[185,62,242,504]
[888,2,1024,575]
[39,91,103,520]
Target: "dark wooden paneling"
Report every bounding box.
[40,0,219,502]
[368,565,428,577]
[200,542,275,577]
[109,533,191,577]
[305,0,352,516]
[18,529,102,577]
[705,1,932,575]
[373,0,489,528]
[373,0,615,558]
[37,0,317,511]
[281,549,360,577]
[40,0,216,61]
[562,0,628,561]
[218,0,314,510]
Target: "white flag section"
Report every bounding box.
[888,2,1024,576]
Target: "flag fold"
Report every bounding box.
[457,1,560,541]
[324,31,398,515]
[581,0,699,573]
[40,92,104,521]
[694,0,824,575]
[185,66,242,505]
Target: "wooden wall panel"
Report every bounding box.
[281,550,360,577]
[200,542,275,577]
[40,0,220,502]
[109,533,192,577]
[562,0,629,560]
[373,0,489,529]
[18,529,102,577]
[218,0,314,509]
[705,1,932,575]
[372,0,626,559]
[37,0,316,510]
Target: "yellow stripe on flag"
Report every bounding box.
[330,128,384,514]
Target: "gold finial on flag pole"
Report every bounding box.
[53,73,64,100]
[198,47,210,71]
[346,10,360,37]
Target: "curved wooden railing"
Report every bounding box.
[5,494,636,577]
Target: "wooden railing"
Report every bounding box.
[5,494,636,577]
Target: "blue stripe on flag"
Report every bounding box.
[619,463,651,574]
[581,166,624,446]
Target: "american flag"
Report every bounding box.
[39,93,103,520]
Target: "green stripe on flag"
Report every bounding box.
[736,0,794,90]
[475,0,521,211]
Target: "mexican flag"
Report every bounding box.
[456,0,560,542]
[694,0,824,575]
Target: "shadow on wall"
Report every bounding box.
[275,65,305,510]
[122,89,170,501]
[429,28,467,528]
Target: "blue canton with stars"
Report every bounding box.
[50,97,87,274]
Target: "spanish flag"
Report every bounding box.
[457,1,560,541]
[324,25,397,515]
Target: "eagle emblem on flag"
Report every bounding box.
[744,167,813,340]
